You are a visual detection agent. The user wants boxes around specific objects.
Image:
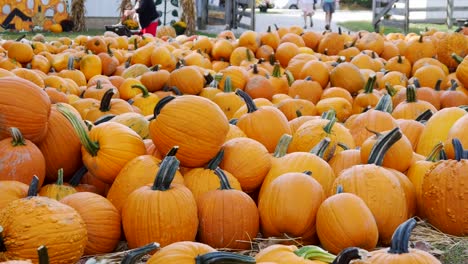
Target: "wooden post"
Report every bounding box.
[447,0,454,28]
[225,0,233,29]
[250,0,255,30]
[198,0,207,29]
[404,0,409,34]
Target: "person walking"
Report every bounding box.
[300,0,317,29]
[125,0,159,36]
[321,0,336,30]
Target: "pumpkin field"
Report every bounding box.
[0,25,467,264]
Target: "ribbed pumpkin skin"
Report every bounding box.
[0,197,87,264]
[38,105,83,182]
[258,173,325,242]
[0,77,51,144]
[60,192,121,255]
[184,168,242,201]
[369,249,441,264]
[150,95,229,168]
[197,188,259,250]
[83,122,147,184]
[122,184,198,248]
[332,165,408,245]
[0,133,46,187]
[255,244,305,263]
[422,160,468,236]
[106,155,184,212]
[316,192,379,255]
[0,181,28,211]
[444,114,468,159]
[147,241,215,264]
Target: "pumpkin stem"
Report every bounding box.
[149,64,161,72]
[0,226,6,252]
[363,75,376,94]
[131,84,150,98]
[164,146,179,158]
[269,53,276,66]
[229,118,238,125]
[206,149,225,170]
[251,63,259,74]
[295,109,303,117]
[331,247,369,264]
[56,103,100,156]
[434,79,442,91]
[67,56,75,70]
[56,168,65,186]
[152,155,180,191]
[459,105,468,112]
[211,73,224,88]
[204,72,214,85]
[294,245,336,263]
[367,127,402,165]
[99,89,115,112]
[214,167,232,190]
[452,138,465,161]
[69,166,88,187]
[223,76,233,93]
[415,109,433,123]
[397,55,403,64]
[425,142,444,162]
[388,217,417,254]
[337,142,349,150]
[273,134,293,158]
[195,251,256,264]
[245,48,253,62]
[271,62,282,78]
[121,242,160,264]
[449,79,459,91]
[9,127,26,146]
[452,53,464,64]
[323,117,336,134]
[94,114,116,125]
[405,84,417,103]
[321,109,336,120]
[336,185,344,194]
[153,95,176,119]
[38,245,49,264]
[27,175,40,197]
[385,83,398,97]
[235,89,258,113]
[284,70,295,86]
[310,137,331,159]
[374,94,393,113]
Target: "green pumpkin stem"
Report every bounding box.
[425,142,444,162]
[331,247,368,264]
[452,53,464,64]
[0,226,6,252]
[211,73,224,88]
[272,62,282,78]
[406,84,418,103]
[388,218,417,254]
[38,245,49,264]
[121,243,160,264]
[214,167,232,190]
[273,134,293,158]
[294,245,336,263]
[67,56,75,70]
[363,75,376,94]
[337,142,349,150]
[131,84,150,98]
[9,127,26,146]
[439,148,448,160]
[153,95,176,119]
[336,185,344,194]
[367,127,402,165]
[152,156,180,191]
[310,137,331,158]
[374,94,393,113]
[285,70,295,86]
[245,48,253,62]
[69,166,88,187]
[415,109,433,123]
[323,118,337,134]
[56,168,65,186]
[321,109,336,120]
[229,118,238,125]
[93,114,115,125]
[385,83,398,97]
[452,138,465,161]
[223,76,233,93]
[28,175,40,197]
[99,89,115,112]
[57,104,99,156]
[206,149,225,170]
[195,251,256,264]
[235,89,258,113]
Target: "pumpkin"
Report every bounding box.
[57,56,87,87]
[421,139,468,236]
[49,23,63,33]
[0,181,28,211]
[157,25,176,38]
[316,186,379,255]
[184,149,242,201]
[60,192,121,255]
[328,144,362,177]
[436,32,467,70]
[0,176,87,263]
[38,168,77,200]
[110,112,150,139]
[130,84,160,116]
[168,65,205,95]
[330,62,365,95]
[332,128,409,245]
[139,65,171,92]
[147,241,215,264]
[368,218,441,263]
[7,41,34,64]
[403,35,436,64]
[197,167,259,249]
[80,52,102,81]
[122,155,198,248]
[0,127,46,187]
[258,170,325,243]
[212,77,245,119]
[56,104,146,184]
[0,77,51,144]
[443,111,468,159]
[149,95,229,168]
[276,98,318,121]
[255,244,336,264]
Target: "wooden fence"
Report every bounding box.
[197,0,256,30]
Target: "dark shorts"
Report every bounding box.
[323,2,335,13]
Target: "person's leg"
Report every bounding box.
[303,12,307,28]
[309,14,313,27]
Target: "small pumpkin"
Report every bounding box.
[38,168,77,200]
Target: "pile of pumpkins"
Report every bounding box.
[0,24,467,263]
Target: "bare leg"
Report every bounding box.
[303,12,307,28]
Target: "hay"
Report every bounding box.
[71,0,86,31]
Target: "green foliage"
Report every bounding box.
[340,0,372,9]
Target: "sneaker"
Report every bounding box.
[325,24,330,30]
[303,25,307,29]
[310,20,314,27]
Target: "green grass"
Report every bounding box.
[0,29,106,41]
[337,20,454,34]
[438,240,468,264]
